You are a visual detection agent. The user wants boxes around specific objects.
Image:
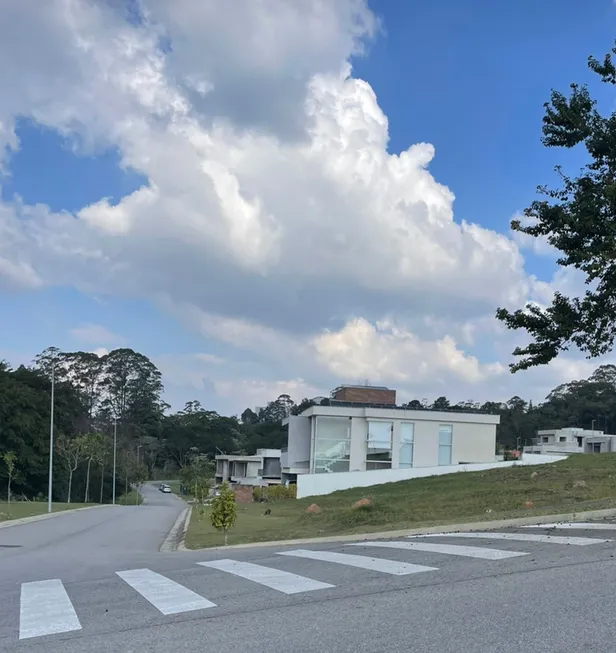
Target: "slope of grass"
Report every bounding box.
[118,489,144,506]
[0,490,143,521]
[185,454,616,548]
[0,502,95,522]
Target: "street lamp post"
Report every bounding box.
[112,418,117,505]
[47,358,56,514]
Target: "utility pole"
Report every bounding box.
[47,357,56,514]
[112,418,117,505]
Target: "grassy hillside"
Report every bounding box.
[186,454,616,548]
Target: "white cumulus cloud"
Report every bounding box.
[0,0,595,410]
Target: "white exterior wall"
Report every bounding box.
[451,422,499,463]
[349,418,367,470]
[295,405,499,473]
[247,461,261,477]
[286,416,311,469]
[296,454,565,498]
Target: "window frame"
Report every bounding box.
[366,420,393,470]
[312,416,351,474]
[438,424,453,466]
[399,422,414,469]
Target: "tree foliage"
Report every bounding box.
[0,348,166,503]
[497,42,616,371]
[2,451,17,503]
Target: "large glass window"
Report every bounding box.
[366,421,393,470]
[438,424,453,466]
[399,423,414,468]
[313,416,351,474]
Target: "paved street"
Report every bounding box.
[3,511,616,652]
[0,483,185,585]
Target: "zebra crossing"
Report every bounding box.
[8,522,616,642]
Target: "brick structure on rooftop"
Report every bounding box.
[332,385,396,405]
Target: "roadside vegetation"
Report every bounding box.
[0,487,142,521]
[0,502,97,522]
[117,489,144,506]
[185,454,616,548]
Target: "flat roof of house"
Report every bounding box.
[333,384,392,391]
[292,404,500,424]
[305,401,499,415]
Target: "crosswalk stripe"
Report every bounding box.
[116,569,216,615]
[198,559,334,594]
[521,522,616,531]
[19,579,82,640]
[409,532,610,546]
[278,549,438,575]
[348,540,529,560]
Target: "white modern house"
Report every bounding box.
[524,427,616,456]
[281,401,501,497]
[215,449,282,486]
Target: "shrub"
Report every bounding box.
[209,482,237,545]
[253,484,297,502]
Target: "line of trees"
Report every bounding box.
[399,366,616,450]
[0,347,294,502]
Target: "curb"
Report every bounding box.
[0,504,115,530]
[183,506,616,552]
[160,506,191,553]
[176,506,193,552]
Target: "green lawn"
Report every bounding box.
[0,490,143,521]
[117,490,144,506]
[166,481,182,496]
[0,502,95,522]
[185,454,616,548]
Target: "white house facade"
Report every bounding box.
[524,427,616,456]
[281,405,500,485]
[215,448,282,486]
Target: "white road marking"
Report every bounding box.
[278,549,438,575]
[116,569,215,615]
[409,532,610,546]
[198,559,334,594]
[19,579,82,640]
[521,522,616,530]
[348,540,529,560]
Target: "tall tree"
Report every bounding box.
[56,436,84,504]
[402,400,424,410]
[497,42,616,371]
[99,349,164,423]
[2,451,17,503]
[259,394,295,422]
[431,396,450,411]
[62,351,104,428]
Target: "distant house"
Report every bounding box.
[281,384,500,487]
[215,449,282,486]
[524,427,616,455]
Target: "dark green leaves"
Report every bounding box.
[498,41,616,371]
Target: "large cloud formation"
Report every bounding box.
[0,0,582,409]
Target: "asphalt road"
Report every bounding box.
[3,501,616,652]
[0,483,185,585]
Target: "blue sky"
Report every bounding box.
[0,0,613,412]
[353,0,616,273]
